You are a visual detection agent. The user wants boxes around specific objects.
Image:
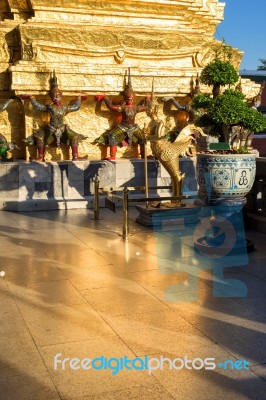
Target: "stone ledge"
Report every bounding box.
[0,158,197,211]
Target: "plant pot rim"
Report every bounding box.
[196,152,256,158]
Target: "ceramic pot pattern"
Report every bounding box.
[197,153,256,203]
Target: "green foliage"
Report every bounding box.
[191,94,212,110]
[209,90,247,126]
[257,58,266,71]
[200,60,239,88]
[235,146,250,154]
[241,107,266,132]
[192,46,266,144]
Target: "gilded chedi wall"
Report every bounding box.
[0,0,261,160]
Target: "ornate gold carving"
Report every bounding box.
[0,0,260,161]
[0,98,25,160]
[0,43,9,63]
[18,25,213,62]
[114,50,125,64]
[7,0,29,9]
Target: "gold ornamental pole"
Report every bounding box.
[92,176,100,220]
[143,128,149,209]
[122,186,129,238]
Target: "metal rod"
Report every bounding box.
[101,185,173,192]
[143,131,149,208]
[104,195,189,203]
[122,186,129,238]
[92,176,100,220]
[107,195,192,203]
[124,195,190,202]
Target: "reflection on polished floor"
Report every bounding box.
[0,207,266,400]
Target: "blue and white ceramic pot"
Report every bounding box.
[196,153,256,205]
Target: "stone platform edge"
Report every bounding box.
[0,158,198,211]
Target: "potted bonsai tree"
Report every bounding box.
[191,43,266,205]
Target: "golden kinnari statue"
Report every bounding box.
[149,123,206,207]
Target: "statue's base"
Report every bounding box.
[136,203,201,227]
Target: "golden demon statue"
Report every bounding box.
[21,72,87,161]
[94,68,151,160]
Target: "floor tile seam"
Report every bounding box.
[75,287,143,326]
[125,270,199,281]
[137,280,210,308]
[69,222,159,258]
[4,264,64,396]
[14,302,105,315]
[68,282,135,291]
[249,372,266,384]
[7,277,73,288]
[1,213,25,229]
[188,318,266,334]
[247,361,266,368]
[67,229,119,238]
[98,304,209,337]
[6,279,89,310]
[162,345,243,360]
[3,271,66,288]
[4,276,69,285]
[49,259,115,270]
[16,299,89,310]
[38,338,165,380]
[88,239,159,261]
[71,381,177,400]
[83,312,206,397]
[2,279,61,397]
[43,247,126,272]
[237,295,266,300]
[250,362,266,367]
[64,227,105,248]
[79,281,176,313]
[241,270,266,282]
[0,370,62,396]
[175,312,266,326]
[93,224,128,235]
[55,265,121,283]
[123,267,162,273]
[0,369,61,381]
[3,279,43,332]
[185,326,265,365]
[125,241,164,257]
[101,317,208,341]
[226,309,266,319]
[0,372,23,382]
[37,334,120,349]
[34,356,63,400]
[78,281,158,292]
[87,311,147,358]
[0,251,56,261]
[0,229,26,237]
[93,222,153,236]
[56,267,130,280]
[168,316,240,351]
[251,374,266,383]
[222,270,266,283]
[225,299,266,319]
[94,305,175,318]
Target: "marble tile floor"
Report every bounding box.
[0,207,266,400]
